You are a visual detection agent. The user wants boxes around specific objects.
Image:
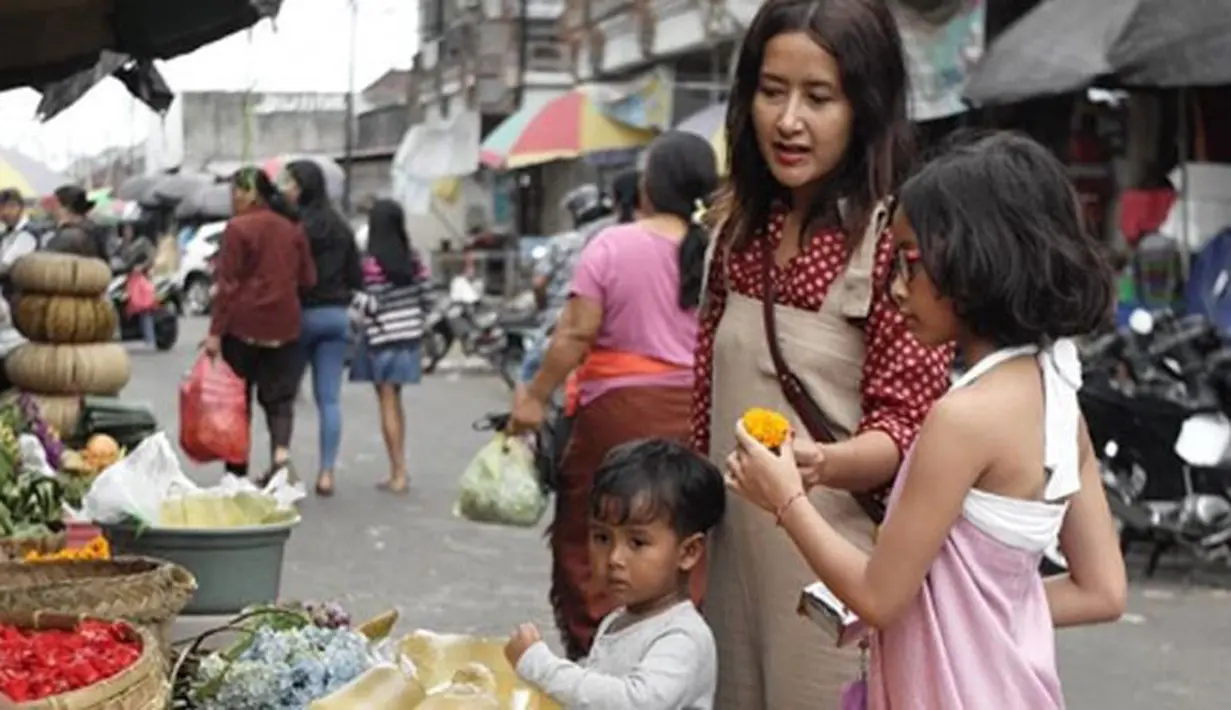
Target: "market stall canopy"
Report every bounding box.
[0,149,73,199]
[0,0,282,92]
[263,155,345,201]
[480,90,656,170]
[37,52,173,122]
[676,102,729,175]
[175,183,232,221]
[965,0,1231,105]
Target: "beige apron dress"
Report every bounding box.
[704,209,885,710]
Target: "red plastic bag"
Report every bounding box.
[126,272,156,316]
[179,355,249,464]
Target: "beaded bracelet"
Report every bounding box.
[775,490,807,527]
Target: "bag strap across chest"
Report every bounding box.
[758,202,893,523]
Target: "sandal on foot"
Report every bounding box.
[376,479,409,496]
[256,461,298,489]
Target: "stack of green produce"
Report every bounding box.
[0,398,83,541]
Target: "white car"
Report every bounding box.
[175,221,225,315]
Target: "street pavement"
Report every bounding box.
[124,316,1227,708]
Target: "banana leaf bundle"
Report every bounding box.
[74,396,159,451]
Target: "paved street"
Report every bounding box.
[125,317,1226,708]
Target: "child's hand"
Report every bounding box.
[727,419,806,516]
[504,622,542,668]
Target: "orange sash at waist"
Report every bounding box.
[564,349,686,416]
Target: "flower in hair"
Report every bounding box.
[691,198,710,226]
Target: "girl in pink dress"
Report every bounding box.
[724,131,1129,709]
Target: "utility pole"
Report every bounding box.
[343,0,359,215]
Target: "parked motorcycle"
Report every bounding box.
[1079,307,1231,575]
[107,272,181,351]
[423,275,538,388]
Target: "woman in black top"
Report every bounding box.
[282,160,362,497]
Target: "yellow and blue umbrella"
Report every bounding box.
[0,147,72,199]
[676,102,729,174]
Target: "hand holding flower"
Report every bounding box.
[726,419,807,520]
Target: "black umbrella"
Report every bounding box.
[175,184,232,221]
[115,174,159,202]
[141,172,215,208]
[0,0,282,93]
[965,0,1231,105]
[37,52,173,122]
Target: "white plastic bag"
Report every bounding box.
[18,434,57,479]
[455,434,547,527]
[81,432,198,525]
[215,468,307,510]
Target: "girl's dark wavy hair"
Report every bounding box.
[641,131,720,309]
[716,0,915,251]
[899,130,1114,346]
[231,167,296,222]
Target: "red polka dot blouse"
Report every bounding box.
[690,210,954,459]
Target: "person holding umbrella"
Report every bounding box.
[206,167,317,485]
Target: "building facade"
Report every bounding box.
[406,0,576,244]
[144,90,349,175]
[411,0,572,122]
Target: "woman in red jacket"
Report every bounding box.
[205,167,317,485]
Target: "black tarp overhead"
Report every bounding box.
[965,0,1231,106]
[36,51,173,121]
[0,0,281,93]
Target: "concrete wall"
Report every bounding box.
[178,91,349,170]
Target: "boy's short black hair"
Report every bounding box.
[0,189,22,205]
[899,130,1113,346]
[589,438,725,538]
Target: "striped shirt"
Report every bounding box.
[360,256,426,347]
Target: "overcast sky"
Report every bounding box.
[0,0,417,169]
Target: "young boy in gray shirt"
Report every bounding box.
[505,439,726,709]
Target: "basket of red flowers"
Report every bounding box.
[0,612,166,709]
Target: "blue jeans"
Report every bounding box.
[300,307,350,472]
[520,324,551,383]
[138,312,155,347]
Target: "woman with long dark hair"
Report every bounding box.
[691,1,955,706]
[282,160,362,497]
[206,167,316,485]
[508,130,719,660]
[610,170,640,224]
[44,185,107,259]
[350,199,427,495]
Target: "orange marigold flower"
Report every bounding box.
[742,407,791,450]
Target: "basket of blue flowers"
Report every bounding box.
[169,601,399,709]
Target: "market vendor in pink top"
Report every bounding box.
[508,131,719,660]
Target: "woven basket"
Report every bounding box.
[0,612,168,710]
[0,557,196,659]
[0,531,66,562]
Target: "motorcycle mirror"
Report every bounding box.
[1128,309,1155,336]
[531,245,548,261]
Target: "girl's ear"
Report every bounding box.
[677,532,706,572]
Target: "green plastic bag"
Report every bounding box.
[455,434,547,527]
